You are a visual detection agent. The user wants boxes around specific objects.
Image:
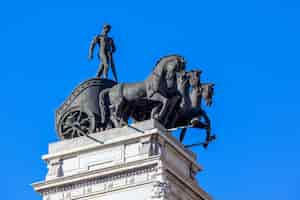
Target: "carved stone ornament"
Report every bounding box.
[150,181,171,199]
[46,158,63,180]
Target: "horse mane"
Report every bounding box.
[153,54,185,69]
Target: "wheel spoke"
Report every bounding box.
[79,130,85,136]
[62,124,71,131]
[60,110,94,139]
[80,121,90,127]
[70,111,77,118]
[66,114,74,119]
[76,112,82,122]
[81,118,90,123]
[63,128,73,138]
[72,130,78,138]
[82,129,88,134]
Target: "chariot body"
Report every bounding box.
[55,78,116,139]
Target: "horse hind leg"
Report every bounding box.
[113,99,129,127]
[119,103,130,126]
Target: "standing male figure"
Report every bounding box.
[88,24,118,81]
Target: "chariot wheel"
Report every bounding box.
[58,108,96,139]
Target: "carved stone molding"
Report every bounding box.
[42,165,156,196]
[140,135,162,156]
[46,158,63,180]
[150,181,170,199]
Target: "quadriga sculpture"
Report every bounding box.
[56,52,215,148]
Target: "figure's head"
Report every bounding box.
[102,24,111,34]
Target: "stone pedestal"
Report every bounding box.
[32,120,211,200]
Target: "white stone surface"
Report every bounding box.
[32,120,211,200]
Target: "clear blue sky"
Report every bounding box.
[0,0,299,199]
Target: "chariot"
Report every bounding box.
[55,78,116,139]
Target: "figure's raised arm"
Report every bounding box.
[88,35,98,60]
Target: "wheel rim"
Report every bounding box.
[59,110,94,139]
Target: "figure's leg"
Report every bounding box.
[109,54,118,82]
[103,63,109,79]
[97,64,104,78]
[100,54,109,79]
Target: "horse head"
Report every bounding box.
[187,70,202,88]
[175,55,186,72]
[155,55,186,91]
[201,83,215,107]
[177,71,189,92]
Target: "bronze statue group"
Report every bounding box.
[62,24,216,148]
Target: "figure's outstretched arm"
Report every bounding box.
[88,36,98,60]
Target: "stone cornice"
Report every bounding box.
[32,156,159,193]
[42,121,202,172]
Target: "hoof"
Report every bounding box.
[190,119,199,126]
[208,134,216,141]
[203,142,209,149]
[152,115,162,123]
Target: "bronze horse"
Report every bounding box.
[99,55,186,129]
[175,70,216,148]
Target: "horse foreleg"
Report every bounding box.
[150,93,169,124]
[167,111,179,129]
[151,104,162,120]
[179,128,187,143]
[164,96,181,127]
[198,110,216,148]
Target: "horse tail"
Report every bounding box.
[99,88,110,124]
